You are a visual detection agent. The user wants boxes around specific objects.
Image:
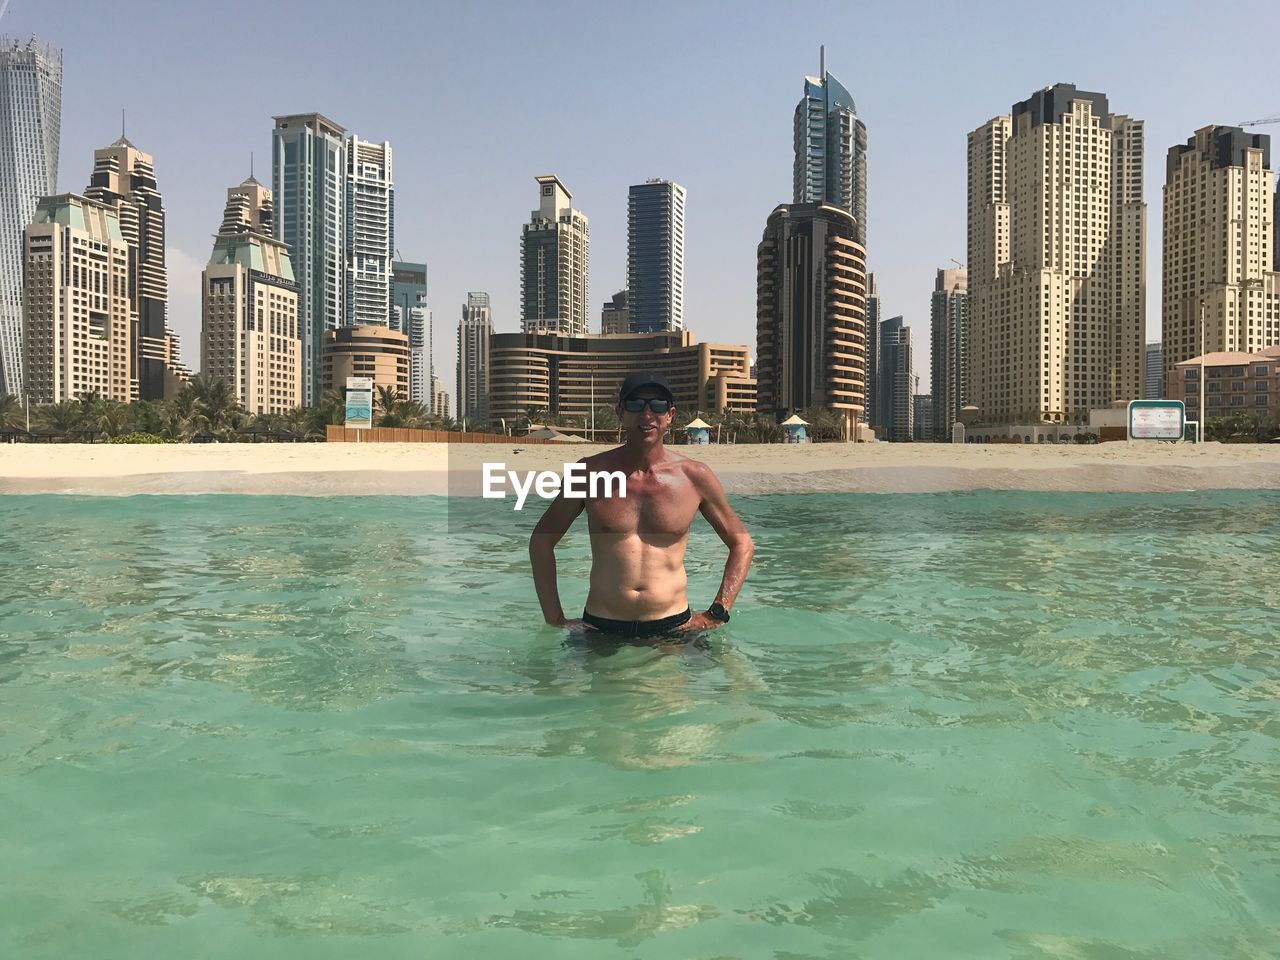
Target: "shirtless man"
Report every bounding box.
[529,372,754,639]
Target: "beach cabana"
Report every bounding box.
[684,417,711,445]
[781,413,809,443]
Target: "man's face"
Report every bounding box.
[618,387,675,446]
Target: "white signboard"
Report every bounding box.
[345,377,373,429]
[1128,400,1184,441]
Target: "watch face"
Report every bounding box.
[709,603,730,622]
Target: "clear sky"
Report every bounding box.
[6,0,1277,394]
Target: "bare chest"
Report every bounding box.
[586,473,700,537]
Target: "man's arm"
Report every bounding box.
[529,484,586,626]
[690,462,754,621]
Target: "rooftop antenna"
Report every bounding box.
[121,108,126,139]
[820,45,825,79]
[250,151,254,179]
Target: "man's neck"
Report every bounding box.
[620,439,666,472]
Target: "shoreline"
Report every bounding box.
[4,442,1280,496]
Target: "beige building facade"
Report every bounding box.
[601,289,629,334]
[1161,126,1278,409]
[1173,346,1280,421]
[84,137,187,400]
[520,175,589,336]
[488,328,754,422]
[320,324,410,400]
[967,84,1146,428]
[755,203,867,437]
[201,177,302,415]
[23,194,135,403]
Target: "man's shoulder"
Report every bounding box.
[671,453,719,487]
[579,447,625,470]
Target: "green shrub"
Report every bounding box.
[107,432,177,444]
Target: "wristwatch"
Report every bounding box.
[707,601,731,623]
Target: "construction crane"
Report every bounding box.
[1239,115,1280,126]
[949,258,966,269]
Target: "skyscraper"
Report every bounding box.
[756,203,867,438]
[521,175,589,336]
[864,272,880,431]
[1161,125,1278,412]
[793,49,867,245]
[601,289,629,335]
[457,291,491,423]
[878,315,913,442]
[913,394,934,442]
[84,135,185,399]
[345,137,394,327]
[201,176,301,415]
[23,194,132,404]
[391,261,430,406]
[627,179,685,332]
[967,84,1145,431]
[1145,342,1163,399]
[273,113,346,404]
[0,37,62,397]
[929,267,968,439]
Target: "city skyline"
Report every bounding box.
[4,0,1278,397]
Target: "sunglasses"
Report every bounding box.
[621,397,673,414]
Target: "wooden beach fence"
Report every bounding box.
[325,426,560,444]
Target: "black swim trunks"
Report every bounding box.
[582,607,692,640]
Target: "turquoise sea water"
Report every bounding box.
[1,491,1279,959]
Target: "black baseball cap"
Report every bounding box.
[618,371,674,404]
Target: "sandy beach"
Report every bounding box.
[4,440,1280,495]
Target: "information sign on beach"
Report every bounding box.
[345,377,373,430]
[1127,400,1184,442]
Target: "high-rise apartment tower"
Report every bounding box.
[23,195,133,403]
[1144,342,1163,399]
[200,176,301,415]
[84,136,186,399]
[273,113,346,404]
[929,267,968,439]
[521,175,589,336]
[627,179,685,332]
[756,203,867,437]
[793,49,867,245]
[1161,126,1278,409]
[864,272,880,431]
[967,84,1145,429]
[0,37,62,397]
[457,291,491,423]
[391,261,430,406]
[878,315,913,442]
[345,137,394,327]
[601,289,630,335]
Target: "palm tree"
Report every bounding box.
[95,399,131,438]
[185,374,240,436]
[304,389,346,438]
[162,390,200,440]
[77,391,103,427]
[130,399,167,436]
[375,385,408,426]
[799,406,842,442]
[39,400,83,434]
[398,400,432,428]
[0,394,23,431]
